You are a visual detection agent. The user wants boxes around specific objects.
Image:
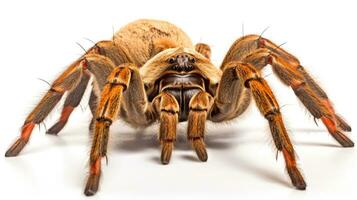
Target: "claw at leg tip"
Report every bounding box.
[160,151,172,165]
[334,131,354,148]
[5,150,18,157]
[161,142,173,165]
[5,138,27,157]
[84,189,96,196]
[84,174,100,196]
[341,140,354,148]
[196,148,208,162]
[161,159,170,165]
[46,130,59,135]
[192,138,208,162]
[295,183,307,190]
[46,121,66,135]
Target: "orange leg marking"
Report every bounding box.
[59,106,74,122]
[282,148,306,190]
[21,122,36,140]
[46,106,74,135]
[84,158,101,196]
[321,116,354,147]
[5,122,36,157]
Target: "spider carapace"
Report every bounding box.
[5,19,353,196]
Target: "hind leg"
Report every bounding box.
[46,72,91,135]
[5,59,86,157]
[241,47,353,147]
[5,44,118,157]
[221,34,352,147]
[88,89,98,132]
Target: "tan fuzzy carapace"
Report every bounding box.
[5,19,353,196]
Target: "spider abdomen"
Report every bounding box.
[114,19,194,66]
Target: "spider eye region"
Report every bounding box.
[168,53,196,72]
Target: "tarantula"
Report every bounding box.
[5,19,353,196]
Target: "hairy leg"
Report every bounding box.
[211,62,306,189]
[209,65,251,122]
[296,66,351,131]
[85,65,131,196]
[45,39,133,134]
[242,47,353,147]
[46,72,91,135]
[5,40,131,157]
[195,43,211,59]
[5,59,86,157]
[156,92,179,164]
[84,63,156,196]
[46,40,133,135]
[88,89,98,131]
[187,91,213,161]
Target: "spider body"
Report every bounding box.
[5,19,353,196]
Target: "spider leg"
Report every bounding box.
[47,38,136,134]
[85,63,156,196]
[46,72,91,135]
[85,65,131,196]
[195,43,211,59]
[296,65,351,132]
[187,91,213,161]
[88,89,98,131]
[46,39,133,135]
[5,59,86,157]
[209,65,251,122]
[5,39,131,157]
[217,62,306,190]
[5,50,117,157]
[157,92,179,164]
[242,47,353,147]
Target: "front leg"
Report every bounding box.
[155,92,179,164]
[209,65,251,122]
[84,63,156,196]
[210,62,306,190]
[187,91,213,161]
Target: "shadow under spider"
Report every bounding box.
[112,126,244,153]
[111,125,338,153]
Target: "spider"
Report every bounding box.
[5,19,353,196]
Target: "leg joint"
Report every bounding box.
[244,77,263,88]
[189,91,212,111]
[264,108,281,120]
[291,80,306,90]
[159,92,180,114]
[49,87,65,94]
[95,117,112,126]
[106,65,133,91]
[160,109,178,115]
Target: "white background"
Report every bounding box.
[0,0,356,199]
